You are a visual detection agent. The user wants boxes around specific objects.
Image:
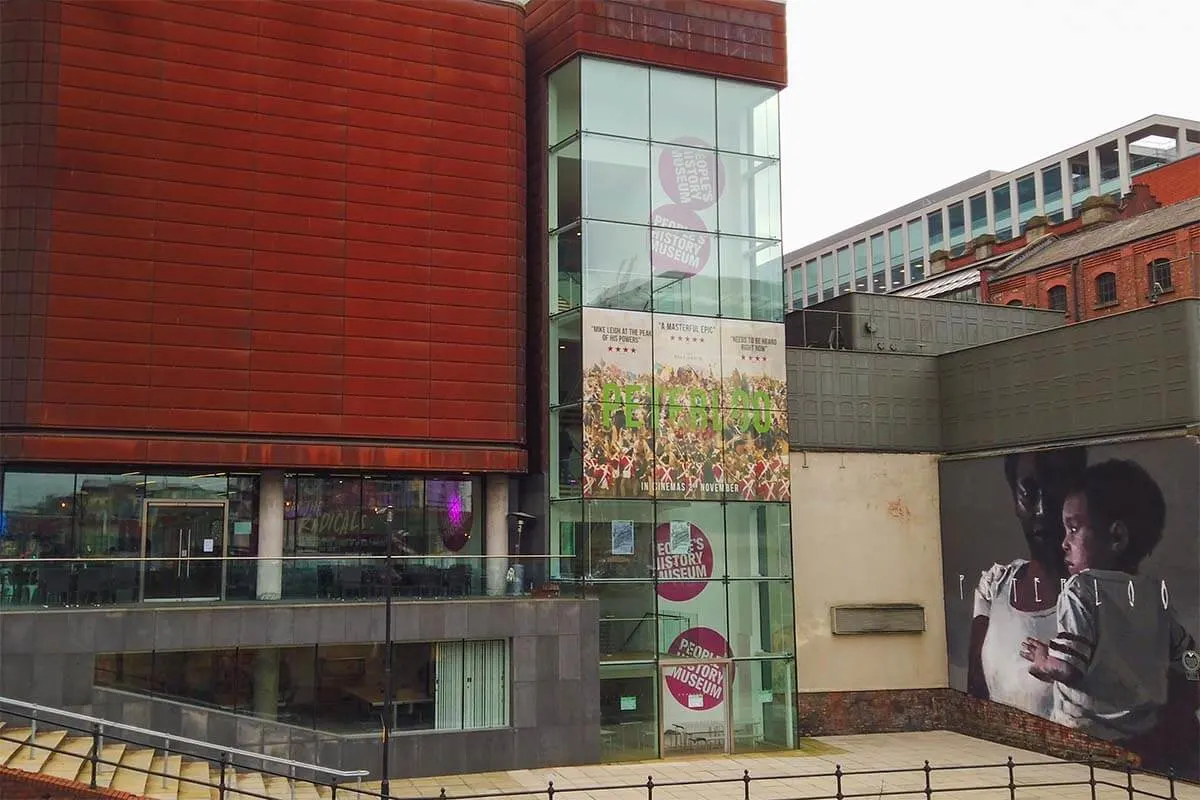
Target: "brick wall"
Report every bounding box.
[796,689,1135,766]
[0,767,141,800]
[1139,153,1200,207]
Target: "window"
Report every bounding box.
[947,202,966,257]
[581,59,649,139]
[870,233,886,292]
[805,258,819,306]
[836,246,851,294]
[650,70,715,146]
[1095,272,1118,305]
[907,219,924,282]
[1148,258,1173,291]
[820,252,835,299]
[888,226,905,287]
[1042,165,1064,224]
[1047,285,1068,312]
[926,212,944,253]
[969,194,987,240]
[992,185,1012,241]
[1006,299,1024,307]
[1016,174,1037,232]
[548,59,580,146]
[852,240,868,291]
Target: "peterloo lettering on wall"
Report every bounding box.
[664,627,733,712]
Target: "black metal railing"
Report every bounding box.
[0,697,1195,800]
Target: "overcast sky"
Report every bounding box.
[778,0,1200,253]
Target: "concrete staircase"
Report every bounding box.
[0,721,381,800]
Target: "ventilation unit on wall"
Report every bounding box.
[830,604,926,635]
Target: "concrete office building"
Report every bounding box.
[784,114,1200,308]
[0,0,789,780]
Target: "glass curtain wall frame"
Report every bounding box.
[906,218,924,282]
[991,184,1013,241]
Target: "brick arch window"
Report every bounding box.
[1047,285,1068,312]
[1006,299,1023,307]
[1095,272,1118,305]
[1148,258,1173,292]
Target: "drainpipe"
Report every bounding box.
[1070,259,1082,322]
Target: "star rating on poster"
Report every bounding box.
[740,354,768,362]
[670,335,705,344]
[608,346,637,353]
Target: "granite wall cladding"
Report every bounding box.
[0,599,600,778]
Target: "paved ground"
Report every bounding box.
[378,731,1199,800]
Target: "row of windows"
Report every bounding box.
[793,143,1130,306]
[1005,259,1175,311]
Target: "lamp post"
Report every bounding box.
[380,506,394,799]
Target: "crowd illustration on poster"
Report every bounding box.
[939,440,1200,778]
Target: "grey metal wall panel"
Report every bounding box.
[787,293,1064,355]
[939,299,1200,453]
[787,349,941,452]
[0,599,601,778]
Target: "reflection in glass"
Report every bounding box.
[591,581,658,661]
[651,69,716,147]
[731,657,795,752]
[425,479,478,555]
[870,233,886,293]
[1042,164,1064,223]
[582,135,650,225]
[805,258,819,306]
[724,503,790,578]
[652,230,719,317]
[550,500,584,579]
[992,184,1012,241]
[145,474,228,501]
[0,472,75,557]
[600,663,659,761]
[726,580,794,658]
[835,247,851,294]
[548,58,580,147]
[927,211,944,255]
[1016,173,1036,231]
[551,405,584,499]
[582,220,651,310]
[549,138,581,230]
[888,226,905,287]
[717,154,780,240]
[286,476,362,554]
[76,473,144,557]
[581,58,649,140]
[585,500,655,580]
[551,311,583,407]
[948,202,966,257]
[907,218,924,282]
[852,241,868,292]
[718,236,783,322]
[969,193,987,240]
[717,81,779,157]
[361,477,423,555]
[819,252,834,299]
[551,226,582,314]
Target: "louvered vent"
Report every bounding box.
[830,604,926,635]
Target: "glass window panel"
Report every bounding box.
[285,476,362,555]
[585,500,655,580]
[551,311,583,407]
[551,405,584,499]
[0,471,76,558]
[75,472,144,558]
[804,258,819,307]
[907,218,924,282]
[716,80,779,158]
[725,503,790,579]
[654,501,727,656]
[717,154,780,239]
[718,236,783,322]
[551,226,582,314]
[1098,143,1120,196]
[992,185,1012,242]
[582,134,650,225]
[656,581,728,658]
[227,475,258,558]
[145,473,227,501]
[731,657,795,752]
[548,58,580,147]
[651,69,716,147]
[835,247,851,294]
[947,202,965,257]
[1042,164,1063,224]
[581,58,648,140]
[549,500,583,579]
[600,662,659,761]
[424,478,480,556]
[582,220,651,310]
[361,477,423,556]
[651,228,719,317]
[592,581,658,661]
[888,226,905,287]
[726,580,794,658]
[852,241,868,292]
[870,234,886,293]
[1016,173,1037,231]
[819,253,835,298]
[549,139,581,230]
[969,194,987,239]
[652,143,719,232]
[1068,152,1091,213]
[926,212,944,253]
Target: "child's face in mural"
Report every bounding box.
[1061,492,1125,574]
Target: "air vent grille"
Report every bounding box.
[831,604,926,635]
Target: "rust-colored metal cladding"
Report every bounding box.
[0,0,528,471]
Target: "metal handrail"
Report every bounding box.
[0,696,369,783]
[0,554,568,564]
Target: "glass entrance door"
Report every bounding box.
[141,502,226,601]
[659,659,733,756]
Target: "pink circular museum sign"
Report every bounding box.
[664,627,733,711]
[654,522,714,602]
[657,139,723,210]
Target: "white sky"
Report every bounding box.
[778,0,1200,252]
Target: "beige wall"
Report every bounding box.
[791,451,948,691]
